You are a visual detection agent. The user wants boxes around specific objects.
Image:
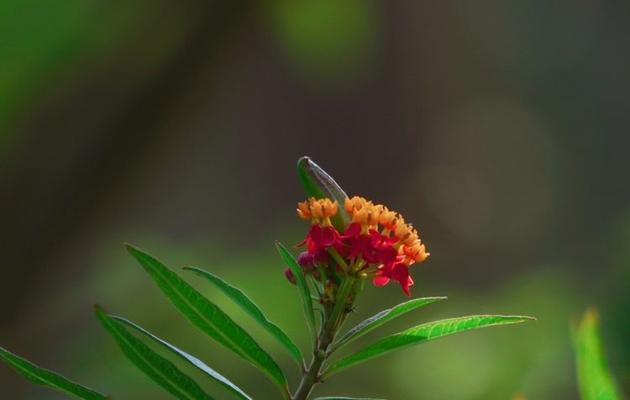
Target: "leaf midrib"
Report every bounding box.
[112,322,201,400]
[0,352,103,400]
[335,297,445,349]
[149,257,284,387]
[115,316,252,400]
[186,267,303,365]
[327,316,531,376]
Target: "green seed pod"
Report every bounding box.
[297,156,351,230]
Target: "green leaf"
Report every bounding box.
[113,316,251,400]
[332,297,447,352]
[297,156,351,230]
[324,315,534,377]
[125,244,289,398]
[0,345,108,400]
[184,267,304,368]
[574,308,622,400]
[96,306,215,400]
[275,241,316,336]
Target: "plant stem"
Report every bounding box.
[292,336,331,400]
[327,248,349,271]
[292,278,355,400]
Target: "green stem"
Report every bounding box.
[292,278,355,400]
[327,248,349,271]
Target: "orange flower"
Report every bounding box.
[297,197,338,226]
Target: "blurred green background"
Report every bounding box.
[1,1,629,399]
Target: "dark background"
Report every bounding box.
[1,1,629,398]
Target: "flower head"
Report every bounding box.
[344,196,429,266]
[295,195,429,296]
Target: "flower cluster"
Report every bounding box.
[290,196,429,296]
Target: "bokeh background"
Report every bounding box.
[1,1,629,399]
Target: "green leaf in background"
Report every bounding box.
[332,296,447,352]
[297,156,351,230]
[184,267,305,368]
[269,0,378,82]
[125,245,290,398]
[0,345,108,400]
[324,315,534,377]
[574,308,622,400]
[113,316,252,400]
[275,241,317,337]
[96,306,215,400]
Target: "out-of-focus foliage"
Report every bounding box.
[0,0,141,150]
[268,0,378,81]
[574,309,622,400]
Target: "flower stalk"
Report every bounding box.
[293,276,357,400]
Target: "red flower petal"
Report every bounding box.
[390,264,414,296]
[372,273,390,286]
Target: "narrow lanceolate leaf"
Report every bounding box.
[332,297,447,352]
[325,315,534,377]
[96,306,215,400]
[113,316,252,400]
[184,267,304,368]
[297,156,351,230]
[574,308,622,400]
[0,346,108,400]
[125,245,289,398]
[275,241,316,336]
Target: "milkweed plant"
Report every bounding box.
[0,157,619,399]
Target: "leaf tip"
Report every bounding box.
[125,244,148,262]
[93,304,108,319]
[506,315,536,325]
[297,155,312,167]
[582,307,599,324]
[274,240,285,252]
[124,242,139,254]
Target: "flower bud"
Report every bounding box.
[297,156,351,230]
[284,268,296,284]
[297,201,311,220]
[351,208,367,224]
[379,208,397,229]
[310,200,324,219]
[297,251,315,269]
